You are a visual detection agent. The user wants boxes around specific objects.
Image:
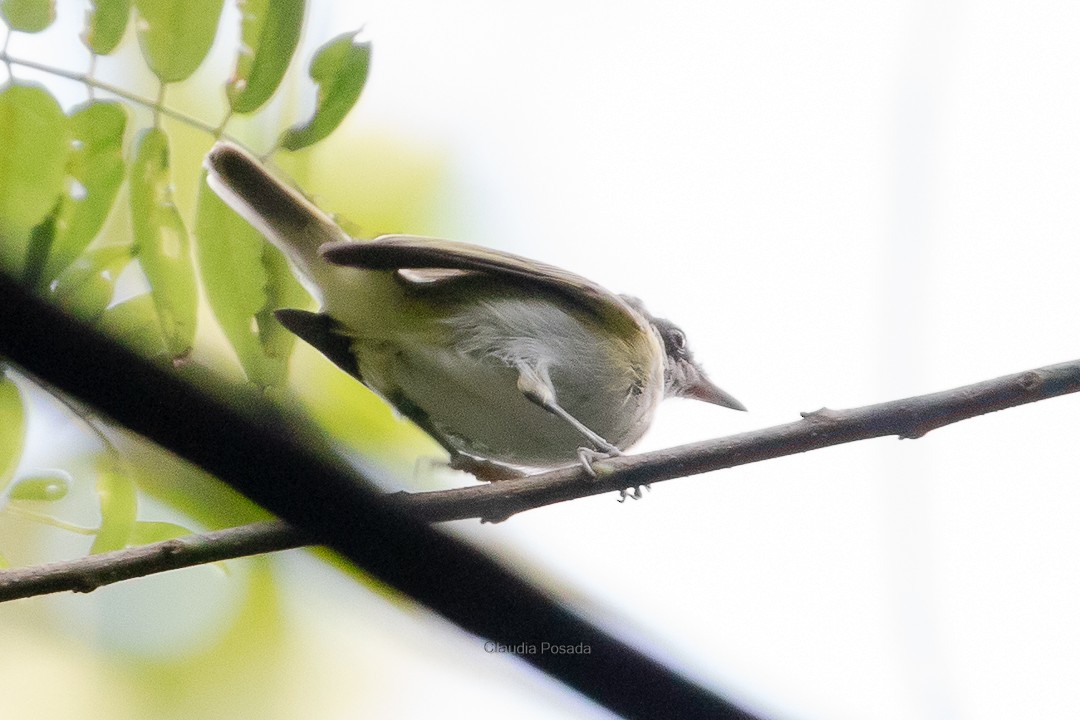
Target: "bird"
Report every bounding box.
[204,142,745,481]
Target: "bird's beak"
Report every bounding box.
[682,364,747,411]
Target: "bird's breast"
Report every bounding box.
[352,293,665,467]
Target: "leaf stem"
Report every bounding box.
[4,504,97,535]
[0,53,234,141]
[154,82,165,128]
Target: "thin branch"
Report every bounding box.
[394,359,1080,522]
[2,358,1077,602]
[0,521,304,602]
[0,273,749,720]
[1,54,233,141]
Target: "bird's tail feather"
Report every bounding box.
[204,142,345,286]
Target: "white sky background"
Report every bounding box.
[311,2,1080,719]
[4,2,1080,719]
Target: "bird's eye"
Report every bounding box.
[668,328,686,352]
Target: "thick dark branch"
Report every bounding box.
[0,272,751,720]
[0,521,304,602]
[3,358,1077,603]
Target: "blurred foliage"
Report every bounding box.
[8,469,69,502]
[227,0,304,114]
[129,127,198,356]
[279,30,370,151]
[0,372,24,494]
[0,2,448,713]
[133,0,225,84]
[0,0,54,33]
[194,173,309,387]
[0,0,371,376]
[0,84,68,275]
[0,0,390,521]
[0,0,386,540]
[82,0,131,56]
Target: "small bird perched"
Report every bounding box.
[204,142,745,480]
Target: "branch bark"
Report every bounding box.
[2,358,1077,602]
[0,273,756,720]
[395,359,1080,522]
[0,521,304,601]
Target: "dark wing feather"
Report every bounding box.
[320,235,647,334]
[274,308,463,458]
[274,309,359,380]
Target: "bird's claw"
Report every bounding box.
[576,446,620,479]
[617,484,652,503]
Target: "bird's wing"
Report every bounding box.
[320,235,647,334]
[274,310,359,380]
[275,308,468,457]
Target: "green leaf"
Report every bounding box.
[133,0,225,83]
[227,0,305,114]
[259,226,311,372]
[0,374,25,493]
[0,0,55,32]
[22,202,59,288]
[0,83,70,277]
[50,244,133,321]
[90,468,138,554]
[195,173,272,381]
[279,30,370,151]
[83,0,131,55]
[195,176,279,386]
[44,101,127,281]
[130,128,197,357]
[99,294,169,357]
[9,470,70,501]
[129,520,192,545]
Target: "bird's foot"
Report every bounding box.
[576,446,621,480]
[617,484,652,503]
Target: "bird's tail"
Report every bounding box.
[204,142,345,291]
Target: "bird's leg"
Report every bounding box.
[516,363,622,478]
[576,447,620,479]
